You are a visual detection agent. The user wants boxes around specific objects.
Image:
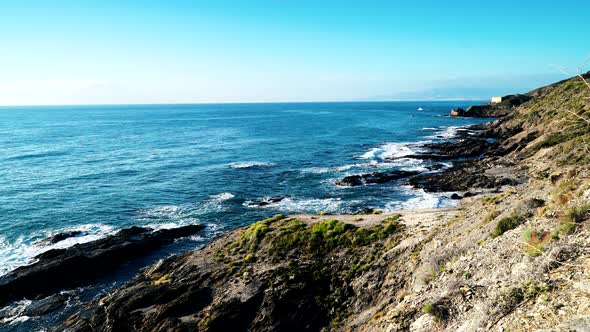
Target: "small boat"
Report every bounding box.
[417,107,424,111]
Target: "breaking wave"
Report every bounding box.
[243,197,358,214]
[358,142,428,161]
[0,224,115,277]
[229,162,276,169]
[384,186,460,211]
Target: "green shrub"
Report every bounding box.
[421,302,449,321]
[422,303,433,314]
[243,253,255,263]
[482,196,499,205]
[564,203,590,223]
[551,222,577,239]
[493,215,523,237]
[239,221,270,251]
[535,132,576,149]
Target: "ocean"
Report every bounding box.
[0,102,492,277]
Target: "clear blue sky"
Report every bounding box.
[0,0,588,104]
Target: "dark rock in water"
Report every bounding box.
[41,230,84,245]
[23,293,71,317]
[0,224,205,307]
[426,164,446,171]
[250,196,286,206]
[463,192,477,198]
[413,138,496,161]
[406,159,522,192]
[450,193,462,200]
[336,170,421,187]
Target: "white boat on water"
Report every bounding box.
[417,107,424,111]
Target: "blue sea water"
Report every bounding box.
[0,102,490,278]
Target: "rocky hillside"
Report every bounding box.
[63,73,590,332]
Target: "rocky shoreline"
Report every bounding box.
[2,73,590,331]
[0,225,205,327]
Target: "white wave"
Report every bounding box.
[359,142,428,161]
[0,224,115,277]
[229,161,275,169]
[400,165,429,172]
[136,198,230,232]
[382,157,424,168]
[301,163,374,174]
[0,299,32,325]
[424,125,469,140]
[244,197,351,213]
[0,198,228,277]
[209,192,235,202]
[421,127,438,131]
[384,186,460,211]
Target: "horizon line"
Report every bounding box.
[0,99,489,108]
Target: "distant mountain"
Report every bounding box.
[366,73,565,101]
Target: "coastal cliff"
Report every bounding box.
[58,72,590,331]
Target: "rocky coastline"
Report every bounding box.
[2,73,590,331]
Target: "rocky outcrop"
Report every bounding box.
[336,170,421,186]
[406,158,523,192]
[450,107,465,116]
[452,94,532,118]
[62,215,410,331]
[0,225,204,307]
[414,137,497,161]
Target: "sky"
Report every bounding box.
[0,0,589,105]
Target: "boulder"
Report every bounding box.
[450,193,462,200]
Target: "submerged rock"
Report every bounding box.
[40,230,85,245]
[0,224,205,307]
[248,196,286,207]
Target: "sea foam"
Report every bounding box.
[0,224,115,277]
[229,162,275,169]
[359,142,428,161]
[384,186,460,211]
[244,197,358,214]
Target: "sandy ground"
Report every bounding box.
[291,207,459,228]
